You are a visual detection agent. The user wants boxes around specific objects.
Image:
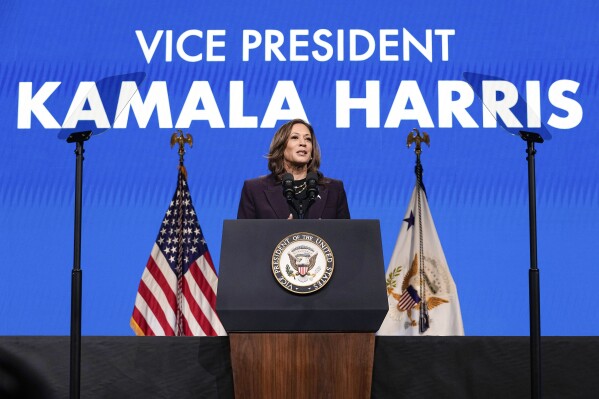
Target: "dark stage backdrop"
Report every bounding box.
[1,0,598,335]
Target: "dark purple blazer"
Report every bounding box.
[237,174,350,219]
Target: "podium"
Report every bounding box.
[217,220,388,398]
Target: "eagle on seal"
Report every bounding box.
[288,253,318,277]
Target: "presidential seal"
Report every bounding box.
[272,232,334,294]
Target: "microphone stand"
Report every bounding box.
[297,201,305,219]
[520,130,543,399]
[66,130,91,399]
[283,174,305,219]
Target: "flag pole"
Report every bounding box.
[520,130,543,399]
[66,130,91,399]
[407,128,430,333]
[170,130,193,335]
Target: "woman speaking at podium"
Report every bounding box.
[237,119,350,219]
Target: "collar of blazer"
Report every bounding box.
[264,174,329,219]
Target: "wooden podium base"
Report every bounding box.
[229,333,375,399]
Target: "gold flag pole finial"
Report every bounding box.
[406,128,430,157]
[170,130,193,178]
[406,128,430,187]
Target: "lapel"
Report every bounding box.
[306,183,328,219]
[264,177,291,219]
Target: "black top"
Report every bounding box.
[289,178,311,219]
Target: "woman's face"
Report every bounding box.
[283,123,313,168]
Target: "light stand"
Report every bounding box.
[66,130,91,399]
[520,130,543,399]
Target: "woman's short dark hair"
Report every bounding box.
[267,118,322,179]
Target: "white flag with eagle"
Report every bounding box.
[377,181,464,336]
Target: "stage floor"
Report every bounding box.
[1,336,597,398]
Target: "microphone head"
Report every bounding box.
[282,173,294,183]
[282,173,294,200]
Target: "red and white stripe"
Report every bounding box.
[131,244,226,336]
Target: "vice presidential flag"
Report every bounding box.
[377,181,464,336]
[131,171,226,336]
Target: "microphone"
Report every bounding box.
[306,172,319,201]
[282,173,294,201]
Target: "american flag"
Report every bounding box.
[131,171,226,336]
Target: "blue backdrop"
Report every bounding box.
[1,0,597,336]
